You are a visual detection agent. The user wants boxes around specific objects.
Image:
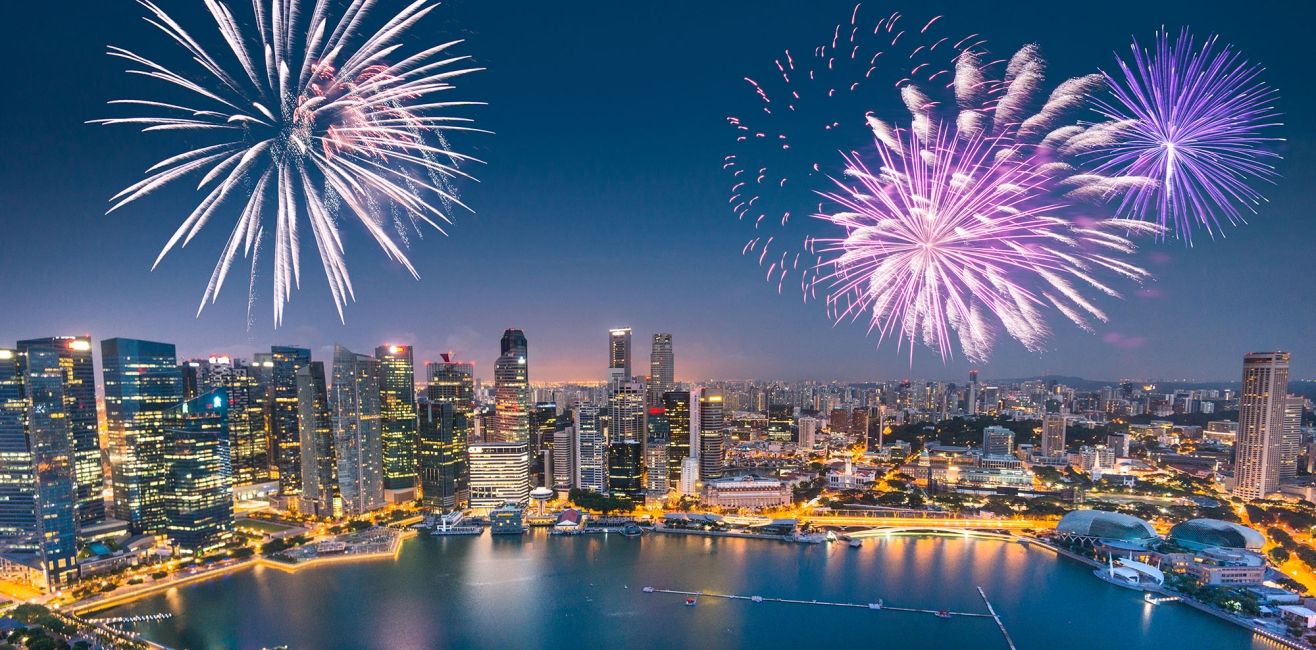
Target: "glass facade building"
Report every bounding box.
[163,388,235,554]
[297,362,337,518]
[270,346,312,495]
[662,391,691,486]
[331,346,384,515]
[102,338,182,535]
[417,398,467,510]
[375,345,417,491]
[493,330,530,444]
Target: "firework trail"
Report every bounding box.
[93,0,487,325]
[1081,28,1282,244]
[724,6,982,297]
[820,41,1162,362]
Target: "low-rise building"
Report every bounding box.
[1163,547,1266,586]
[701,475,791,509]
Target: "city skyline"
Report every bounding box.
[2,0,1314,383]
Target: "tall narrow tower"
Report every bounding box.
[1235,351,1290,500]
[648,333,674,406]
[608,328,632,378]
[494,330,530,444]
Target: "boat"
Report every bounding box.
[849,539,863,548]
[935,610,951,619]
[824,531,839,542]
[685,597,697,607]
[868,600,883,610]
[621,523,643,537]
[751,595,763,603]
[642,586,655,593]
[792,532,825,544]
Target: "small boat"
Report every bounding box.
[685,597,697,607]
[935,610,951,619]
[751,595,763,603]
[642,586,655,593]
[824,531,839,542]
[868,600,883,610]
[849,539,863,548]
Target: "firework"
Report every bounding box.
[94,0,486,325]
[1086,28,1282,243]
[818,128,1160,363]
[817,44,1162,362]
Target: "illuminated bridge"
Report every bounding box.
[801,511,1057,535]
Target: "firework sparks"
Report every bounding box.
[817,127,1160,363]
[93,0,487,325]
[1086,28,1283,243]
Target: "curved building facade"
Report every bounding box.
[1168,519,1265,551]
[1056,510,1157,543]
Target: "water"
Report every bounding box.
[105,532,1262,649]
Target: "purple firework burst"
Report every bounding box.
[1088,28,1283,244]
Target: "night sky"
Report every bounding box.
[0,1,1311,382]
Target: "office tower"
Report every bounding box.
[1235,352,1291,500]
[1042,413,1067,458]
[102,338,182,535]
[531,402,558,457]
[698,389,725,480]
[982,425,1015,456]
[297,362,337,518]
[865,407,885,451]
[375,345,418,492]
[798,416,819,450]
[662,391,692,486]
[425,355,474,505]
[270,346,312,495]
[850,409,870,442]
[163,388,235,554]
[829,408,849,434]
[494,330,530,443]
[607,379,646,443]
[16,337,105,526]
[644,407,670,498]
[678,457,699,496]
[608,328,632,378]
[967,369,979,415]
[1281,395,1304,482]
[607,441,643,500]
[197,356,268,486]
[180,361,201,401]
[331,346,384,515]
[767,404,793,442]
[418,398,467,510]
[467,441,530,511]
[551,426,577,491]
[648,333,674,406]
[1,347,79,586]
[575,403,606,492]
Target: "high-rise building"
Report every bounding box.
[1235,352,1290,500]
[270,346,312,495]
[678,457,699,496]
[967,369,980,415]
[698,389,725,480]
[1042,413,1067,458]
[297,362,337,518]
[1,347,79,586]
[648,333,674,406]
[425,355,474,506]
[1281,395,1304,482]
[331,346,384,515]
[493,330,530,444]
[163,388,235,554]
[798,416,820,450]
[662,391,692,486]
[102,338,183,535]
[608,328,632,378]
[607,379,646,443]
[607,441,643,500]
[982,425,1015,457]
[531,402,558,458]
[575,403,606,492]
[15,337,105,526]
[375,345,418,492]
[418,398,467,510]
[644,408,670,499]
[196,356,268,486]
[767,404,793,442]
[551,426,577,491]
[467,441,530,511]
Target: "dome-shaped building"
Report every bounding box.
[1167,519,1264,551]
[1055,510,1157,546]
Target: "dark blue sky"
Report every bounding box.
[0,1,1311,382]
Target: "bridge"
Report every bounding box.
[801,511,1056,533]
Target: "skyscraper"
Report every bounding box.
[467,441,530,511]
[198,356,268,486]
[163,388,235,554]
[662,391,691,486]
[607,379,646,443]
[967,369,980,415]
[270,346,312,495]
[551,425,577,491]
[331,346,384,515]
[417,398,467,510]
[425,355,474,507]
[607,440,643,500]
[1042,413,1067,458]
[575,402,606,492]
[1281,395,1304,482]
[698,389,724,480]
[982,425,1015,457]
[1235,351,1290,500]
[494,330,530,444]
[644,407,670,499]
[15,337,105,526]
[297,362,337,518]
[375,345,418,492]
[531,402,558,458]
[1,347,79,586]
[648,333,674,407]
[608,328,632,378]
[102,338,183,535]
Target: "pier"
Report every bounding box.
[977,586,1017,650]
